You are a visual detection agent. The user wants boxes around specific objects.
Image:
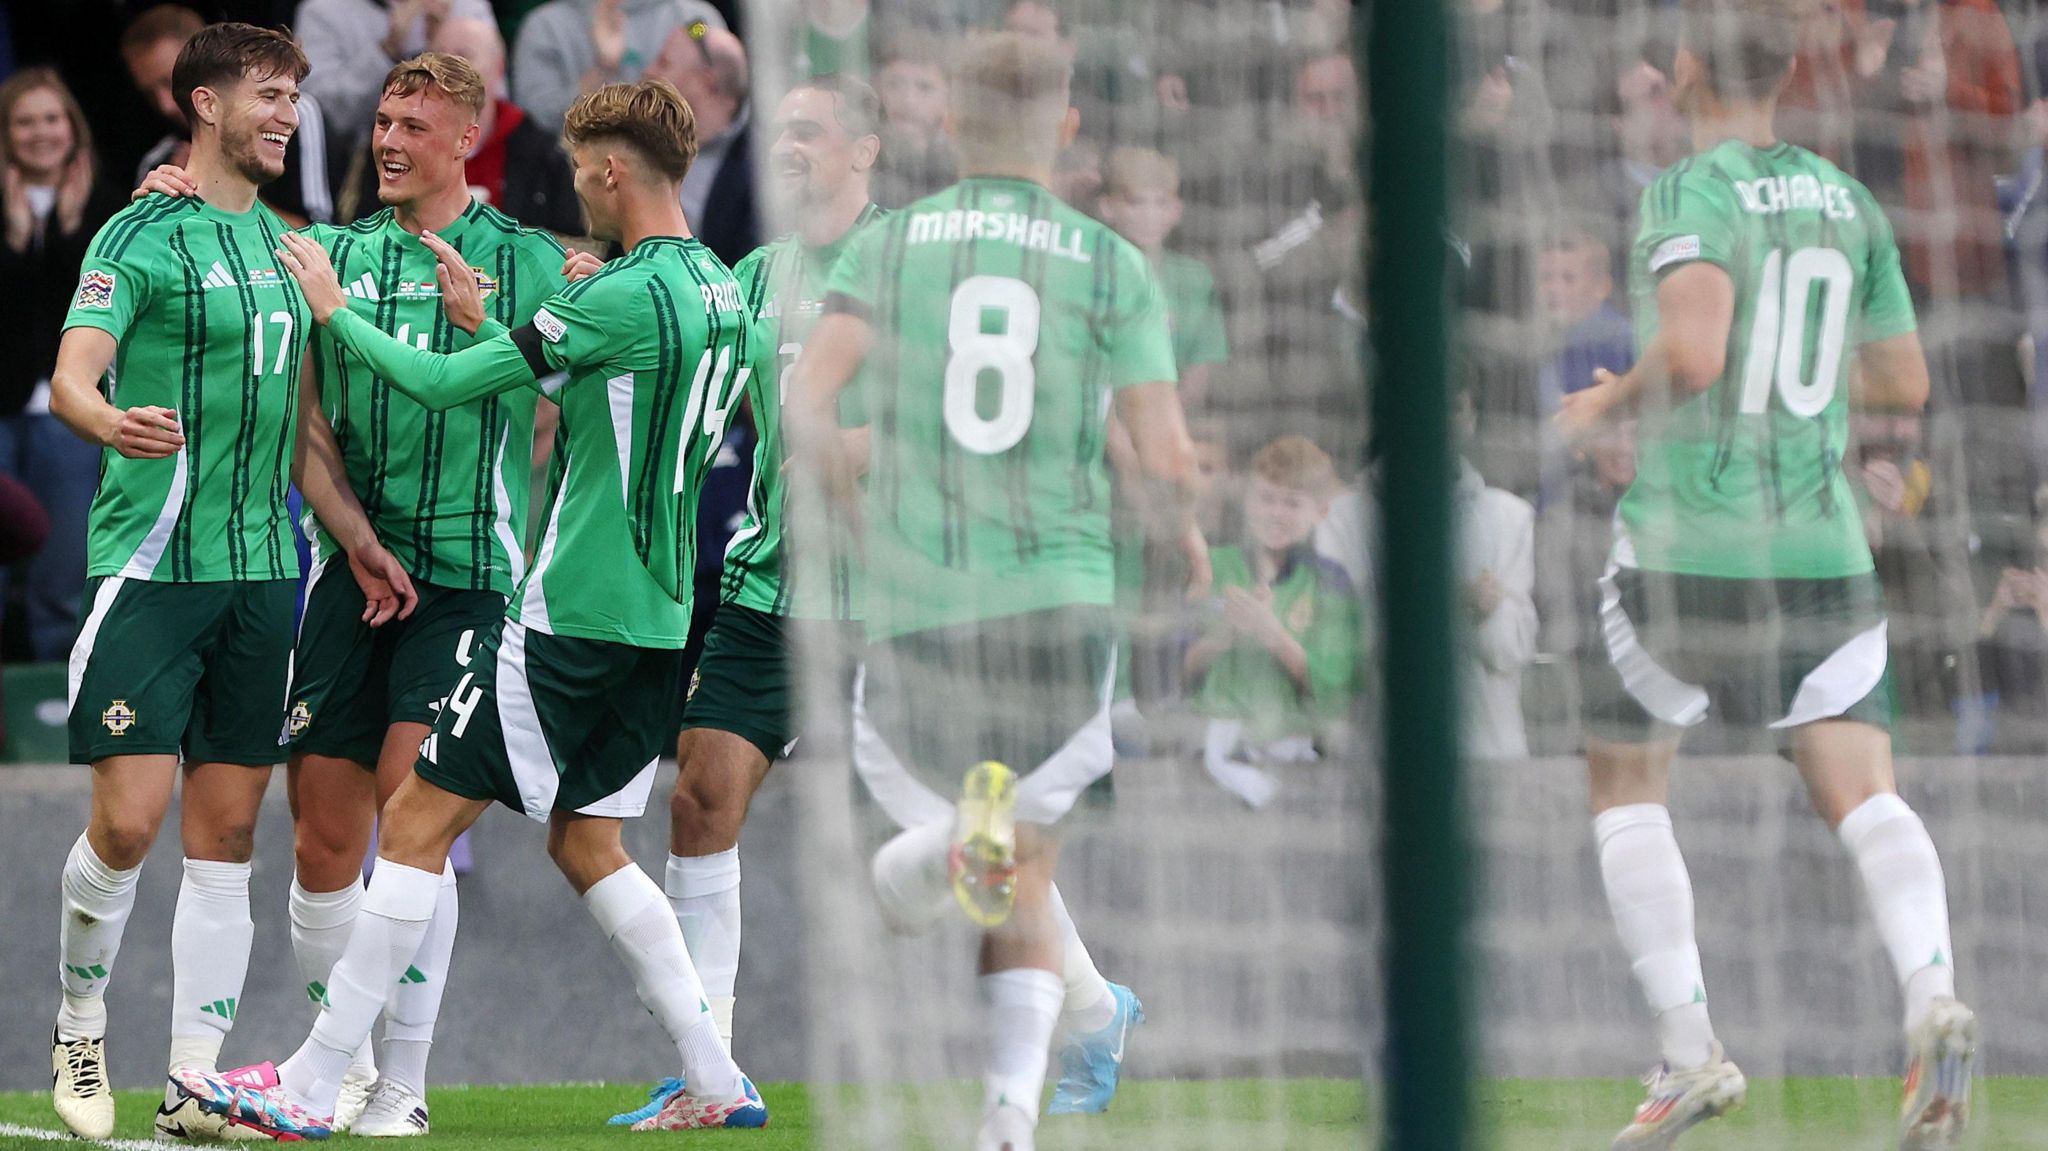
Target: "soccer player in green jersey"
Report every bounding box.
[139,50,595,1136]
[168,79,766,1139]
[40,25,391,1143]
[1557,2,1975,1146]
[790,33,1202,1151]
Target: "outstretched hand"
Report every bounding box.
[419,229,484,335]
[133,163,197,202]
[275,231,346,324]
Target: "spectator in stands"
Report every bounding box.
[1534,226,1633,506]
[1535,418,1634,684]
[1599,56,1687,267]
[801,0,873,76]
[337,16,582,233]
[645,18,756,265]
[120,3,337,223]
[1099,146,1229,408]
[296,0,496,155]
[1052,136,1103,217]
[0,472,50,750]
[871,30,955,208]
[0,68,120,660]
[1451,383,1535,759]
[2002,30,2048,479]
[511,0,726,133]
[1188,435,1359,807]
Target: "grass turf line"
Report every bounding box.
[2,1078,2045,1149]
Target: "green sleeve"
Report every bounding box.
[62,221,155,341]
[1108,244,1178,389]
[1857,204,1917,343]
[526,276,629,377]
[1635,168,1739,279]
[328,307,537,411]
[1302,584,1362,712]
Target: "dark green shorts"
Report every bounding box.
[853,606,1115,829]
[413,617,686,821]
[681,603,795,762]
[67,576,295,766]
[1581,565,1894,744]
[287,564,506,766]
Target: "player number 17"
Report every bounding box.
[1736,247,1853,418]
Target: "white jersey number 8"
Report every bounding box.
[1736,246,1854,418]
[943,275,1041,454]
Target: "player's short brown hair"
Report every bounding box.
[1104,147,1178,199]
[797,73,882,142]
[119,4,204,59]
[952,31,1071,169]
[1249,435,1336,496]
[383,51,489,122]
[1682,0,1812,101]
[564,79,698,182]
[170,22,310,125]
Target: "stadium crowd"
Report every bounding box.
[11,0,2048,782]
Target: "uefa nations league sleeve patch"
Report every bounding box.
[532,306,567,343]
[74,269,117,310]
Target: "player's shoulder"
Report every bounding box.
[467,201,570,259]
[90,193,202,258]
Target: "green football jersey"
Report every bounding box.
[1623,139,1917,580]
[63,193,311,582]
[326,236,750,647]
[721,203,883,621]
[826,176,1178,639]
[1157,250,1228,374]
[304,203,567,595]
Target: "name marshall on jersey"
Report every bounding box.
[904,207,1093,263]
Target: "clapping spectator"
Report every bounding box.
[643,18,755,264]
[1968,507,2048,750]
[512,0,727,133]
[0,68,121,660]
[1535,227,1633,506]
[1188,436,1360,806]
[1452,384,1536,760]
[296,0,495,155]
[871,30,955,208]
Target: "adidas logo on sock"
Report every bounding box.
[201,261,236,290]
[345,272,380,301]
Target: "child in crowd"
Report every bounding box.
[1098,146,1230,407]
[1187,436,1360,806]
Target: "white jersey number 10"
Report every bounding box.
[1736,247,1854,418]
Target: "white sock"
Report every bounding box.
[871,821,952,936]
[281,860,439,1117]
[1594,804,1715,1070]
[56,834,142,1041]
[379,861,458,1098]
[170,859,253,1073]
[289,876,376,1078]
[1837,793,1957,1031]
[981,968,1065,1121]
[583,865,740,1100]
[1048,884,1116,1036]
[665,849,741,1042]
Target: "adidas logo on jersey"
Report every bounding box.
[201,261,237,290]
[345,272,381,301]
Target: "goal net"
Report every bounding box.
[743,1,1374,1147]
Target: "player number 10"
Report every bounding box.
[944,275,1042,454]
[1736,247,1853,418]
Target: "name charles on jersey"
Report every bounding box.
[1731,173,1857,221]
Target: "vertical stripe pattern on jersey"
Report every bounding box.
[363,238,405,528]
[215,221,259,578]
[1005,184,1050,564]
[1072,229,1113,514]
[937,184,980,569]
[255,211,300,577]
[167,228,205,582]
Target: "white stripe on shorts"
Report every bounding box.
[495,619,561,822]
[67,577,127,712]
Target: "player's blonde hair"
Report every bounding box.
[383,51,489,122]
[1249,435,1336,496]
[1682,0,1815,102]
[564,79,698,182]
[951,31,1072,172]
[1104,147,1179,199]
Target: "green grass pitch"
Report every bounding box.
[2,1077,2045,1148]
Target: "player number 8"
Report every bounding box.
[1736,247,1854,418]
[944,275,1041,455]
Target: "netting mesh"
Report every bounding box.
[744,1,1373,1147]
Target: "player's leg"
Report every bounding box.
[283,752,382,1125]
[667,729,769,1043]
[360,720,448,1136]
[1791,719,1975,1147]
[53,755,176,1139]
[975,824,1065,1151]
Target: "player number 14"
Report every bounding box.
[1736,247,1853,417]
